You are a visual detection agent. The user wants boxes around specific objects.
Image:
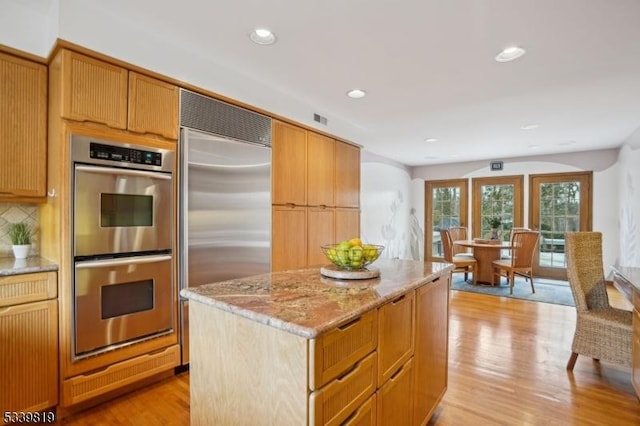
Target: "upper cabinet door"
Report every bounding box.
[128,72,179,140]
[335,141,360,208]
[59,50,128,129]
[272,120,307,206]
[307,132,335,207]
[0,53,47,200]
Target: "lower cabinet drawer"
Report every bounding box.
[309,309,378,390]
[309,351,377,426]
[0,271,57,307]
[633,324,640,397]
[376,357,413,425]
[61,344,180,406]
[342,393,377,426]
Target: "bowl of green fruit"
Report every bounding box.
[321,237,385,270]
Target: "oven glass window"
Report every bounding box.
[102,279,154,319]
[101,193,153,227]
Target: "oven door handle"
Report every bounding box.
[75,254,173,269]
[75,165,172,180]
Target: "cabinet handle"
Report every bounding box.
[389,363,405,381]
[337,316,361,331]
[336,362,358,382]
[391,294,406,304]
[285,203,296,208]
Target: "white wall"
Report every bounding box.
[361,151,416,260]
[0,0,58,56]
[618,125,640,267]
[411,148,620,269]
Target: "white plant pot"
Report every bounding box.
[12,244,30,259]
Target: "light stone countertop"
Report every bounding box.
[0,256,59,276]
[181,258,454,339]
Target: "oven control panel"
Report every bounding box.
[90,143,163,166]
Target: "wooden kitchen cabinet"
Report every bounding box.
[378,291,415,385]
[342,394,377,426]
[57,49,128,129]
[53,49,179,140]
[188,265,451,425]
[335,208,361,243]
[307,132,335,207]
[377,358,413,426]
[272,120,361,269]
[272,204,307,272]
[335,141,361,208]
[0,52,47,200]
[272,120,361,210]
[272,120,307,206]
[412,274,450,425]
[128,71,179,139]
[0,272,58,414]
[633,302,640,398]
[275,205,352,271]
[307,206,335,267]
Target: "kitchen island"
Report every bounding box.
[181,259,453,425]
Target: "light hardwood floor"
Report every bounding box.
[58,287,639,425]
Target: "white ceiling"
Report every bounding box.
[8,0,640,166]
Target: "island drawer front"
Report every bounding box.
[0,271,57,307]
[377,291,415,385]
[634,307,640,396]
[309,309,378,390]
[342,393,377,426]
[309,351,377,426]
[376,357,413,426]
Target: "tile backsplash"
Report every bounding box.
[0,203,40,258]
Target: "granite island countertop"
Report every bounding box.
[181,258,453,339]
[0,256,59,276]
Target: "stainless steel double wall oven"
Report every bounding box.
[71,135,175,359]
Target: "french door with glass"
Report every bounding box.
[471,175,524,240]
[530,172,592,279]
[425,179,468,261]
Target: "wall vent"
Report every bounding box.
[313,113,328,125]
[179,89,272,146]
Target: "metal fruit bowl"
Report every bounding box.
[321,243,385,270]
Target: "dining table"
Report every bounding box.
[454,239,513,284]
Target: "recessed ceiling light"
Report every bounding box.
[520,123,539,130]
[495,46,526,62]
[424,138,438,143]
[346,89,367,99]
[528,144,539,149]
[250,28,276,45]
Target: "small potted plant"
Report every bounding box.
[487,217,502,240]
[8,222,33,259]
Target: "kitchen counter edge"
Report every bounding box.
[0,256,59,276]
[181,259,454,339]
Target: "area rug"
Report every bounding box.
[450,275,575,306]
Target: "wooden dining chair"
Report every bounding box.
[440,229,477,284]
[501,227,530,259]
[565,232,632,371]
[448,226,473,257]
[491,230,539,293]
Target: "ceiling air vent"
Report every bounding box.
[180,89,272,146]
[313,113,328,125]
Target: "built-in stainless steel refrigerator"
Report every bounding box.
[178,127,271,365]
